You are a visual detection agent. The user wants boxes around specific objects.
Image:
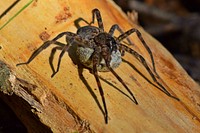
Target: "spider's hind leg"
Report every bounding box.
[74,17,90,29]
[49,46,64,76]
[51,32,91,77]
[89,8,104,31]
[16,32,69,66]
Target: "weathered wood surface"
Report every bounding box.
[0,0,200,132]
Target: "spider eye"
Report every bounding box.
[94,33,106,44]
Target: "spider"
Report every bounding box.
[17,8,179,124]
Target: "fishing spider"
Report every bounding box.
[17,8,179,123]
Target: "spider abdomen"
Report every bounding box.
[76,47,122,72]
[77,26,100,40]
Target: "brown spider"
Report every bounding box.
[17,8,179,124]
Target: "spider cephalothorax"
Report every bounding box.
[17,8,179,124]
[77,27,121,72]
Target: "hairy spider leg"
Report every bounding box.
[92,46,108,124]
[119,43,179,101]
[89,8,104,32]
[99,43,138,104]
[117,28,158,77]
[16,31,90,75]
[109,24,134,46]
[16,32,70,66]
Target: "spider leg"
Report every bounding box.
[16,32,71,66]
[49,46,64,75]
[92,48,108,124]
[109,24,134,45]
[51,33,92,77]
[119,43,179,101]
[89,8,104,32]
[51,40,72,77]
[117,28,158,77]
[105,60,138,104]
[74,17,90,29]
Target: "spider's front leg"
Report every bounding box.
[119,43,179,101]
[92,47,108,124]
[103,55,138,104]
[109,24,134,46]
[117,28,158,77]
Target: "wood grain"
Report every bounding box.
[0,0,200,132]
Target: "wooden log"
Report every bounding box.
[0,0,200,132]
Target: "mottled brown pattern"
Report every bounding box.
[39,31,50,41]
[55,7,72,23]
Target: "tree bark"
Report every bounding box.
[0,0,200,132]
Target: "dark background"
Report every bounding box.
[114,0,200,83]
